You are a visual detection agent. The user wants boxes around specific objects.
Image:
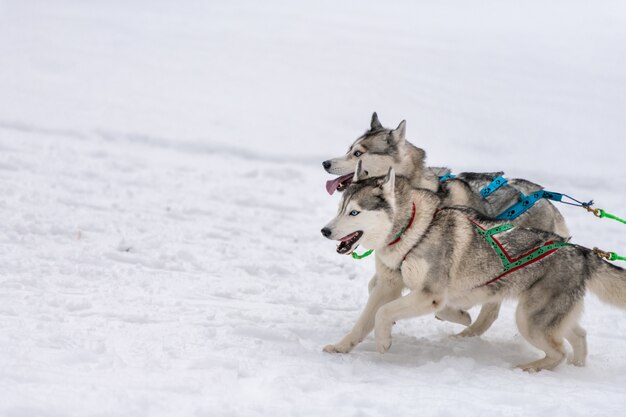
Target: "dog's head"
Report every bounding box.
[321,161,397,255]
[323,112,407,195]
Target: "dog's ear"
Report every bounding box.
[370,112,383,130]
[380,167,395,196]
[353,160,369,183]
[388,120,406,145]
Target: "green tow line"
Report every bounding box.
[592,208,626,225]
[593,247,626,262]
[608,253,626,261]
[588,207,626,261]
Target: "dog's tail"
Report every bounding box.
[587,254,626,308]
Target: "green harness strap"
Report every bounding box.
[351,249,373,259]
[476,223,571,280]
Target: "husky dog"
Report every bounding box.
[322,113,569,338]
[321,166,626,371]
[323,113,439,194]
[323,112,569,235]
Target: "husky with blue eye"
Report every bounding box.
[321,113,570,341]
[321,165,626,371]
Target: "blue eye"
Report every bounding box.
[349,210,360,216]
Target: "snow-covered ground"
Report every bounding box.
[1,1,625,416]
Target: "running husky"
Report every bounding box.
[321,166,626,371]
[322,113,569,338]
[322,112,569,235]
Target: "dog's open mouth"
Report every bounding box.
[326,173,354,195]
[336,231,363,255]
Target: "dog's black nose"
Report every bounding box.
[321,227,331,238]
[322,160,331,170]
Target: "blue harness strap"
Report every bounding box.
[480,176,508,198]
[438,174,456,182]
[438,172,593,221]
[441,174,507,197]
[497,190,593,220]
[496,191,564,220]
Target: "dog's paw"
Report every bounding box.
[517,365,541,373]
[376,336,391,353]
[323,343,353,354]
[435,309,472,326]
[514,362,546,373]
[567,356,586,367]
[455,328,479,338]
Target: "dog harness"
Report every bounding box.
[469,218,571,287]
[438,174,592,220]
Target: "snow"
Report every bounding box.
[1,1,625,416]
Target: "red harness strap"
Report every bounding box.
[388,202,416,246]
[467,217,570,287]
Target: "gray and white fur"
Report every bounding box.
[322,113,569,337]
[321,169,626,371]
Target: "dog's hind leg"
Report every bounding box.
[515,307,566,372]
[515,337,566,373]
[514,293,580,372]
[565,324,587,367]
[457,302,501,337]
[323,270,403,354]
[435,307,471,327]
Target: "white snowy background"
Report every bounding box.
[1,1,625,416]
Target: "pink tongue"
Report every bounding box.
[325,173,353,195]
[325,178,342,195]
[340,232,358,242]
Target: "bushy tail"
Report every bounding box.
[588,258,626,308]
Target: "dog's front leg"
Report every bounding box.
[323,270,403,354]
[457,302,501,337]
[374,288,443,353]
[367,274,377,294]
